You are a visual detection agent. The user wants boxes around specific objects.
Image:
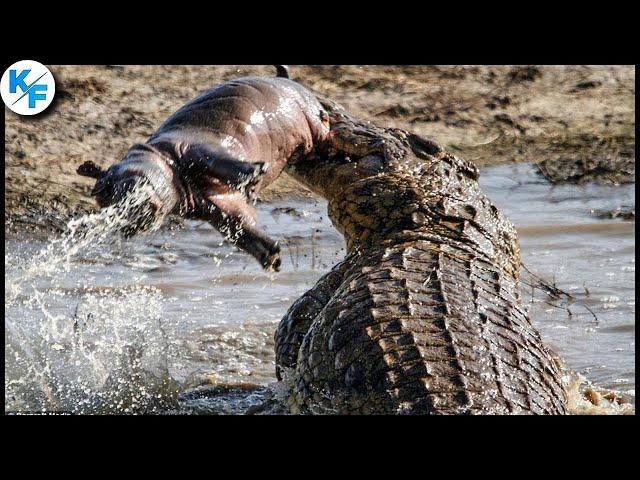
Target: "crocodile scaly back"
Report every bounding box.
[276,97,568,414]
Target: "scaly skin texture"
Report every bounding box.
[275,97,568,414]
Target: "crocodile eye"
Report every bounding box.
[320,110,329,125]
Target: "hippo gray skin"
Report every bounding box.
[77,65,330,270]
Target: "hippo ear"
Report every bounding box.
[77,160,105,179]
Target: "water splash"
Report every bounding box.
[6,184,164,304]
[565,373,635,415]
[5,285,183,413]
[4,186,182,414]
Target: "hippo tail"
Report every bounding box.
[274,65,290,78]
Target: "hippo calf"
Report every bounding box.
[78,65,330,270]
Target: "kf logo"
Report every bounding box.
[9,69,49,108]
[1,60,56,116]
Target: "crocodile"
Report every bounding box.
[274,96,569,414]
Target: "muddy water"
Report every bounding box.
[4,163,635,414]
[481,164,635,413]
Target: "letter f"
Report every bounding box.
[28,84,48,108]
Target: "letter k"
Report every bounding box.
[10,69,30,93]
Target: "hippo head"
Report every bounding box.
[77,145,179,235]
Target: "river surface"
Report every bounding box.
[4,163,635,414]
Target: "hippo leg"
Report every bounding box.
[182,144,267,200]
[199,193,281,271]
[202,156,267,198]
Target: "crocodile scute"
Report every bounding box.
[275,97,568,415]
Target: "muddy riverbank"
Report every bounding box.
[4,65,635,233]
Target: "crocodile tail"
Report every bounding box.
[274,65,290,78]
[275,259,350,380]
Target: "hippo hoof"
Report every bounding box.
[262,242,281,272]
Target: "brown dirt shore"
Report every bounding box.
[4,65,635,233]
